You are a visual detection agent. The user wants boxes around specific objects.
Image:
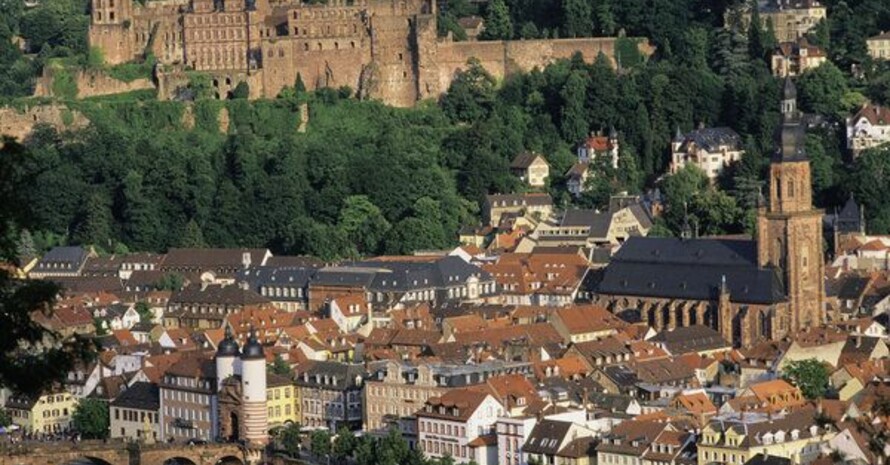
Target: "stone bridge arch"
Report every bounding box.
[1,443,247,465]
[140,443,246,465]
[0,444,129,465]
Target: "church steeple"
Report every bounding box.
[756,77,825,334]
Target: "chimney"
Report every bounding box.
[242,252,251,269]
[856,336,862,348]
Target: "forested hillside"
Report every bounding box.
[4,0,890,258]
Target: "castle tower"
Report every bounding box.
[240,329,268,446]
[757,77,825,334]
[215,326,241,391]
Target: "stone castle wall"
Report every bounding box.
[0,105,89,141]
[33,68,154,99]
[435,37,652,90]
[87,0,652,106]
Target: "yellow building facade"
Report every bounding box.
[868,32,890,60]
[266,375,300,429]
[5,391,78,434]
[698,409,828,465]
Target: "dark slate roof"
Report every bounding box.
[317,256,491,293]
[110,382,159,411]
[560,210,612,238]
[171,283,270,306]
[601,365,640,389]
[511,152,546,169]
[837,275,871,300]
[295,361,365,391]
[238,266,317,300]
[650,325,730,355]
[33,246,89,271]
[676,127,742,153]
[595,237,786,305]
[523,420,573,455]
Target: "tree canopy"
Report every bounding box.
[782,359,831,400]
[72,398,110,439]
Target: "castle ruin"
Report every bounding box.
[88,0,653,106]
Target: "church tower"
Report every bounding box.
[757,78,825,334]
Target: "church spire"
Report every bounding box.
[778,77,806,161]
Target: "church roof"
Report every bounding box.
[595,237,786,305]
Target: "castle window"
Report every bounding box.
[788,181,794,198]
[109,0,114,6]
[350,41,355,48]
[110,12,114,20]
[97,11,103,20]
[304,43,309,51]
[334,42,339,49]
[279,48,284,57]
[318,42,322,50]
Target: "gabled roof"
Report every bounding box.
[554,305,626,336]
[675,127,742,153]
[110,381,159,410]
[511,151,548,169]
[418,388,494,422]
[850,103,890,127]
[33,246,89,272]
[523,420,573,455]
[650,325,730,355]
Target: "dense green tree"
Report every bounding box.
[311,429,332,458]
[797,62,850,119]
[0,140,94,397]
[481,0,513,40]
[278,422,302,457]
[120,171,160,251]
[661,165,708,231]
[156,272,185,291]
[440,58,497,123]
[231,82,250,99]
[72,398,109,439]
[135,301,153,324]
[333,427,357,462]
[747,2,767,62]
[0,408,10,427]
[782,359,830,400]
[562,0,592,38]
[76,192,113,248]
[559,70,590,143]
[268,355,294,377]
[594,0,616,36]
[849,146,890,233]
[354,435,376,465]
[180,219,207,248]
[339,196,391,257]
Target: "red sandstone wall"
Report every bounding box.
[261,39,370,99]
[435,37,654,96]
[0,105,89,141]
